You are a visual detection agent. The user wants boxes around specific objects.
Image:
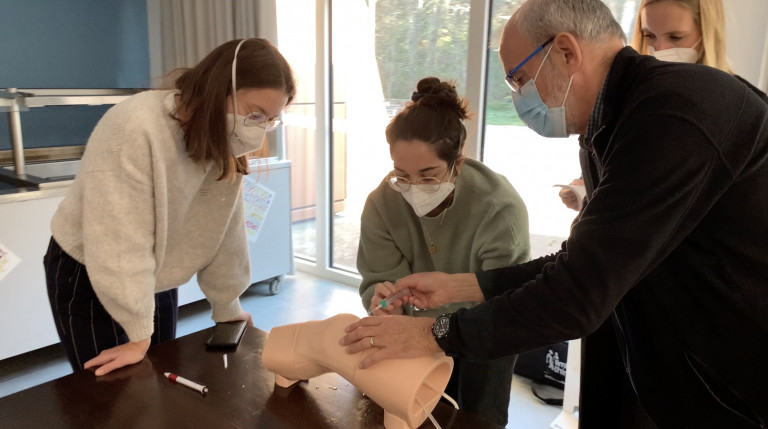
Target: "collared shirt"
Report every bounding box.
[584,70,612,148]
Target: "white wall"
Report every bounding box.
[724,0,768,91]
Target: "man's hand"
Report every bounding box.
[84,337,151,376]
[339,315,441,369]
[393,272,483,309]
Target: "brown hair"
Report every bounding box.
[173,38,296,180]
[385,77,470,165]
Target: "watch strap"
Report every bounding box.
[432,313,453,353]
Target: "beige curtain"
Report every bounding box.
[158,0,278,73]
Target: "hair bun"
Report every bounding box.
[411,77,469,120]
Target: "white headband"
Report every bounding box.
[230,39,249,124]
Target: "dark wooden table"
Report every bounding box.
[0,327,504,428]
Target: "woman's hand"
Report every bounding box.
[368,282,405,316]
[229,310,254,326]
[339,315,441,369]
[84,337,151,376]
[559,188,581,210]
[394,272,483,309]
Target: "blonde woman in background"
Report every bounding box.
[632,0,767,100]
[632,0,730,70]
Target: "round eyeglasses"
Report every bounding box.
[242,112,281,131]
[387,164,455,193]
[387,175,444,193]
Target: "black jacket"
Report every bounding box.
[443,47,768,427]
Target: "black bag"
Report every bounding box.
[513,342,569,405]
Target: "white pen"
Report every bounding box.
[164,372,209,395]
[223,354,228,369]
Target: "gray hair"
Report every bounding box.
[514,0,626,46]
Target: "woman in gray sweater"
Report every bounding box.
[357,77,530,427]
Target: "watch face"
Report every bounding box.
[433,315,450,338]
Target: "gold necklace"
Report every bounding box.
[422,209,448,254]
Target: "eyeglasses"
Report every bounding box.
[242,111,281,131]
[505,36,555,94]
[387,166,453,193]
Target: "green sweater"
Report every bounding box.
[357,158,530,318]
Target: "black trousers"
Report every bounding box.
[444,353,518,427]
[44,237,178,371]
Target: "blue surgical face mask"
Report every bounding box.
[511,45,573,138]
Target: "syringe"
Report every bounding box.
[367,288,412,315]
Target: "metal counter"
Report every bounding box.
[0,159,79,203]
[0,185,70,204]
[0,158,291,203]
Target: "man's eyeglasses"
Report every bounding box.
[242,112,281,131]
[505,36,555,94]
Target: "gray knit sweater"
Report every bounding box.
[357,158,530,318]
[51,90,249,341]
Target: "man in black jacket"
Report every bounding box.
[340,0,768,427]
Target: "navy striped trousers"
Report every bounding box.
[44,237,178,371]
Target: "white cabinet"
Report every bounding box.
[0,160,293,360]
[0,190,67,360]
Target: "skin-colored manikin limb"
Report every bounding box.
[262,313,454,429]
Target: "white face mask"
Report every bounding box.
[228,39,267,158]
[401,182,456,217]
[227,114,267,158]
[649,39,701,64]
[399,167,456,217]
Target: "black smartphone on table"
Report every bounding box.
[205,320,247,349]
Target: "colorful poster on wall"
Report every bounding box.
[0,241,21,283]
[243,176,276,243]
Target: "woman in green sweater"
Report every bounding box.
[356,77,530,426]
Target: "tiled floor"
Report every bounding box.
[0,271,562,428]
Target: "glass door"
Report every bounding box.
[329,0,473,272]
[276,1,319,262]
[277,0,641,281]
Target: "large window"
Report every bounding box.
[278,0,471,282]
[278,0,642,282]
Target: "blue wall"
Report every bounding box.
[0,0,150,151]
